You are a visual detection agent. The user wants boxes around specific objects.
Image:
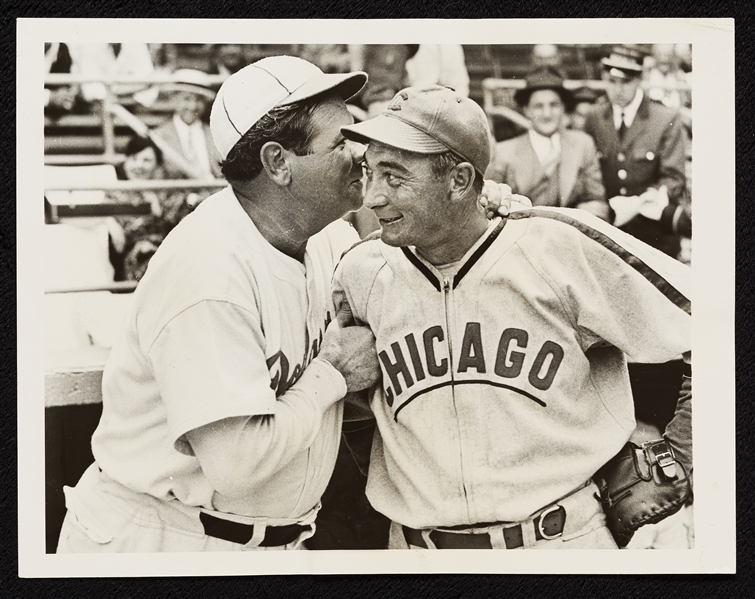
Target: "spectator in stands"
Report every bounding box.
[486,67,610,221]
[67,42,159,108]
[405,44,470,97]
[208,44,248,78]
[645,44,691,111]
[44,42,79,118]
[567,86,601,131]
[299,45,352,74]
[108,136,194,281]
[584,45,688,257]
[352,45,420,118]
[154,69,223,180]
[530,44,562,70]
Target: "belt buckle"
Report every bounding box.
[643,439,678,480]
[536,504,564,540]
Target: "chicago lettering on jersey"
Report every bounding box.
[378,322,564,409]
[267,312,333,397]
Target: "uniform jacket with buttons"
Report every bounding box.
[584,96,687,256]
[486,129,607,213]
[333,209,691,529]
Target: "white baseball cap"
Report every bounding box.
[161,69,216,100]
[210,55,367,160]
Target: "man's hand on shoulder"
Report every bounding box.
[479,181,532,218]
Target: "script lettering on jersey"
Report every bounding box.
[379,322,564,409]
[267,312,333,397]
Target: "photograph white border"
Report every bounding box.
[17,17,736,577]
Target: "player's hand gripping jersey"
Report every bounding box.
[333,207,690,530]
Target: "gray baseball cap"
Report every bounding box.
[341,85,492,176]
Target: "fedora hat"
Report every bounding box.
[601,45,646,79]
[514,67,573,108]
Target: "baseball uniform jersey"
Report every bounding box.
[74,186,358,529]
[333,208,691,530]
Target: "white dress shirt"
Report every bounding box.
[173,114,212,177]
[612,88,644,130]
[529,129,561,167]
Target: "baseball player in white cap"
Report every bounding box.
[335,85,692,549]
[56,55,384,552]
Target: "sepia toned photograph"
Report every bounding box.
[17,18,735,577]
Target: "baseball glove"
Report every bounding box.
[594,438,692,548]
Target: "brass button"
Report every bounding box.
[617,152,626,162]
[646,151,655,160]
[618,169,627,180]
[620,187,627,195]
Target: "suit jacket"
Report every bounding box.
[584,96,688,256]
[154,118,223,180]
[486,129,607,213]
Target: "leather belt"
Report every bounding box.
[403,504,567,549]
[199,512,309,547]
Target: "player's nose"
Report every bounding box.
[363,180,388,209]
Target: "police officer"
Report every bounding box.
[584,45,688,257]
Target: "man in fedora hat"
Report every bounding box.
[584,44,688,258]
[486,67,610,221]
[154,69,223,180]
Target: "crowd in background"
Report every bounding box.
[44,42,693,284]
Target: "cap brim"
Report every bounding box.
[281,71,367,106]
[342,113,449,154]
[601,57,644,75]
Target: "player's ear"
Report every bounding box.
[449,162,476,201]
[260,141,292,186]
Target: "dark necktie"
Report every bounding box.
[618,110,627,141]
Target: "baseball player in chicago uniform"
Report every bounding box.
[335,85,691,549]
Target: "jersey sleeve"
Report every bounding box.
[517,209,691,363]
[147,298,345,455]
[332,240,382,326]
